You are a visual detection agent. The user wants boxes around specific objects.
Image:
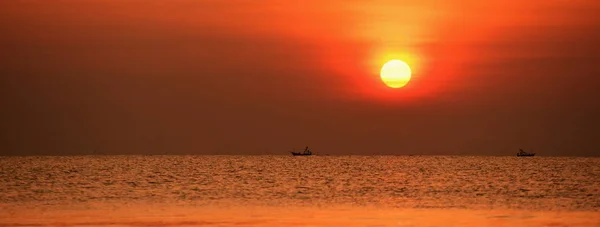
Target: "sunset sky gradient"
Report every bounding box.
[1,0,599,156]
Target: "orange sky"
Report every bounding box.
[1,0,599,156]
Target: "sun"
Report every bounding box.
[380,60,412,88]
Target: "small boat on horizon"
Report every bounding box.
[517,149,535,157]
[291,146,313,156]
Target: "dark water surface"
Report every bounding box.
[1,155,599,226]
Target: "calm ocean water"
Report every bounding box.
[1,155,599,226]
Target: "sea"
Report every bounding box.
[1,155,599,226]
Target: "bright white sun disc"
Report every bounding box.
[380,60,412,88]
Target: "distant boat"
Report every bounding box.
[291,146,313,156]
[517,149,535,157]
